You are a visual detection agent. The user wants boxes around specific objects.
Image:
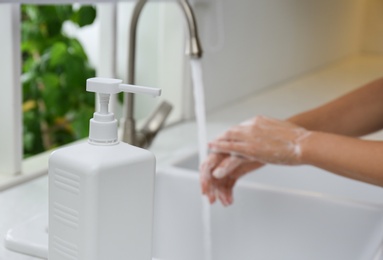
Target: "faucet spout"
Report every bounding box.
[122,0,203,146]
[178,0,203,58]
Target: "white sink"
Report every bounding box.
[153,166,383,260]
[5,152,383,259]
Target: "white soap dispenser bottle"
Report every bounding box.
[48,78,161,260]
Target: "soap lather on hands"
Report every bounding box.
[200,115,311,206]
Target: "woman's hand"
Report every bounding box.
[209,116,311,165]
[200,152,263,206]
[200,116,311,206]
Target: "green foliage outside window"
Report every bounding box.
[21,5,97,157]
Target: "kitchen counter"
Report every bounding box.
[2,54,383,259]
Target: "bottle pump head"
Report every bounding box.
[86,77,161,145]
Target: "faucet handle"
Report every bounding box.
[137,100,173,148]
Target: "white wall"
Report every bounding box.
[195,0,367,113]
[361,0,383,54]
[86,0,369,123]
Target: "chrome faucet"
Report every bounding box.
[122,0,203,147]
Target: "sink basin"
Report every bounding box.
[153,166,383,260]
[5,152,383,259]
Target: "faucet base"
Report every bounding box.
[122,117,136,145]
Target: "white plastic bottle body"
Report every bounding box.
[48,141,155,260]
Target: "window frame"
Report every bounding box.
[0,4,22,181]
[0,3,119,191]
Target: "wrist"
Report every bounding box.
[297,130,318,165]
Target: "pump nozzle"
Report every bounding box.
[85,77,161,145]
[119,84,161,98]
[86,77,161,97]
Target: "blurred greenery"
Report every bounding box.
[21,5,97,157]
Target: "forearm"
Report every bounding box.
[288,77,383,137]
[301,132,383,187]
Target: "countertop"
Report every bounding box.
[2,54,383,259]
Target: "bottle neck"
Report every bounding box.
[88,112,119,146]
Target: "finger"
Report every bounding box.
[224,187,234,206]
[212,156,245,179]
[227,191,233,205]
[222,184,234,206]
[208,141,251,159]
[208,186,218,204]
[200,153,226,194]
[208,188,216,204]
[217,189,231,207]
[231,161,264,179]
[200,173,208,195]
[216,125,251,142]
[214,161,264,206]
[200,152,227,173]
[216,178,236,206]
[203,183,216,204]
[200,160,210,195]
[216,189,226,206]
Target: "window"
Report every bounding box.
[0,3,101,189]
[21,4,97,158]
[0,1,190,189]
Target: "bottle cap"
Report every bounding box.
[86,77,161,145]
